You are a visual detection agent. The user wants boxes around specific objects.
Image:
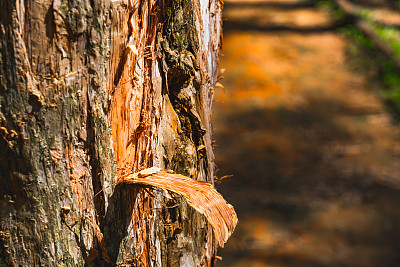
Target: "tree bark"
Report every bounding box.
[0,0,222,266]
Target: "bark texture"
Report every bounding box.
[0,0,222,266]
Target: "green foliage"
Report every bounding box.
[355,8,400,57]
[357,9,374,21]
[341,25,400,116]
[379,59,400,108]
[317,0,346,20]
[374,25,400,57]
[340,25,375,48]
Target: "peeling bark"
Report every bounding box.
[0,0,223,266]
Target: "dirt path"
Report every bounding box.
[213,1,400,266]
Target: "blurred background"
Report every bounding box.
[212,0,400,266]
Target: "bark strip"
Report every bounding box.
[119,167,238,247]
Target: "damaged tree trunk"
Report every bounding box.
[0,0,225,266]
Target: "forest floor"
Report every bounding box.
[213,1,400,266]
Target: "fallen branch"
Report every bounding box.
[335,0,400,71]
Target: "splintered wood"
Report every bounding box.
[118,167,238,247]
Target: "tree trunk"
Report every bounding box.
[0,0,223,266]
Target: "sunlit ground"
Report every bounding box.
[213,1,400,266]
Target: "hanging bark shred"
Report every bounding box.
[118,167,238,247]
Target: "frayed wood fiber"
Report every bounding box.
[118,167,238,247]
